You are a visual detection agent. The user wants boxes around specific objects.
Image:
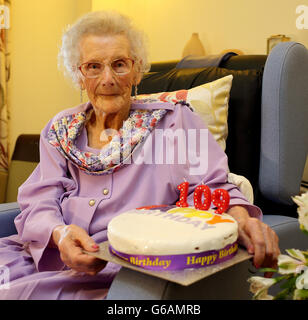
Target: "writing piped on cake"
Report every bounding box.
[134,206,235,231]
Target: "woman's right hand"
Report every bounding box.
[51,224,107,275]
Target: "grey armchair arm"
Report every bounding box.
[260,42,308,205]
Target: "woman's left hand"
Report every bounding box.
[227,205,280,277]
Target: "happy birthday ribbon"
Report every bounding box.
[109,242,238,271]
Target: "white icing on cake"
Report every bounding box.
[107,206,238,255]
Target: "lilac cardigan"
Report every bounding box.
[15,101,261,272]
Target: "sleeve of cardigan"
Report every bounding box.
[167,104,263,220]
[15,119,76,272]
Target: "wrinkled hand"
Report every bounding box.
[228,206,280,277]
[51,224,107,275]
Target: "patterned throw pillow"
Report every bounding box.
[137,75,233,151]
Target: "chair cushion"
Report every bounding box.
[11,134,40,162]
[5,134,40,203]
[6,161,38,202]
[137,75,233,151]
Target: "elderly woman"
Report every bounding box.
[0,11,279,300]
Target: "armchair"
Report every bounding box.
[107,42,308,299]
[0,42,307,299]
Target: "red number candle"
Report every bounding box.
[211,189,230,214]
[176,181,189,207]
[193,185,211,210]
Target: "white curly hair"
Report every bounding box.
[58,10,150,87]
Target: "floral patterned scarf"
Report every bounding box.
[48,101,168,175]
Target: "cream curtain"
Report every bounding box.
[0,0,10,202]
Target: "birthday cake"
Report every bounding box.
[107,205,239,271]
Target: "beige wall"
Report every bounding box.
[93,0,308,61]
[8,0,91,159]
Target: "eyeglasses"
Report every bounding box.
[79,58,134,78]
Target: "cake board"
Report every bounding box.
[85,241,253,286]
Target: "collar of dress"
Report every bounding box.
[47,99,175,175]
